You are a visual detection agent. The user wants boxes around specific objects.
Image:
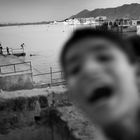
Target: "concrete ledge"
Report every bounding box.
[0,72,33,91]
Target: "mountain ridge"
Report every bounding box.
[70,3,140,20]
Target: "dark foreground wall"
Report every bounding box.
[0,93,77,140]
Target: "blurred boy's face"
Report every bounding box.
[64,37,140,127]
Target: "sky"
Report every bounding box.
[0,0,140,23]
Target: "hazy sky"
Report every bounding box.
[0,0,140,22]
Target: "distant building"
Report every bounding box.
[95,16,107,25]
[132,20,140,26]
[64,16,107,26]
[95,16,107,21]
[122,18,132,26]
[77,17,94,24]
[112,18,132,26]
[85,17,95,23]
[78,18,86,24]
[78,17,102,26]
[64,18,80,25]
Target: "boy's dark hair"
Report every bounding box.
[127,35,140,58]
[60,28,136,70]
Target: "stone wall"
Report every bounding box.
[0,88,99,140]
[0,72,33,91]
[0,90,78,140]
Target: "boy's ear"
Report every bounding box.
[135,63,140,92]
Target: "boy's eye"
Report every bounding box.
[97,54,112,63]
[69,65,81,76]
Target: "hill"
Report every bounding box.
[70,3,140,20]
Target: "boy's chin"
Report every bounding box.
[103,122,128,140]
[103,121,140,140]
[99,108,140,140]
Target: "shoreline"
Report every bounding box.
[0,21,53,27]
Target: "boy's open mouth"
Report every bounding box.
[87,85,114,104]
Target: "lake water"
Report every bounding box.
[0,23,93,83]
[0,24,138,83]
[0,23,74,75]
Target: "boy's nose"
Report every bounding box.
[82,58,103,79]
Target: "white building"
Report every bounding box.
[77,17,96,25]
[95,16,107,21]
[132,20,140,26]
[64,18,80,25]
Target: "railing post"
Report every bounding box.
[61,71,63,81]
[50,67,53,85]
[29,62,34,84]
[11,48,13,55]
[29,62,32,72]
[14,64,16,73]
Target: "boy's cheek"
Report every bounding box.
[67,77,79,99]
[67,77,86,105]
[67,77,76,87]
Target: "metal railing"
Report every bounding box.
[0,61,32,75]
[33,67,66,85]
[0,61,65,86]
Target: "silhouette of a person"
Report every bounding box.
[0,43,3,55]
